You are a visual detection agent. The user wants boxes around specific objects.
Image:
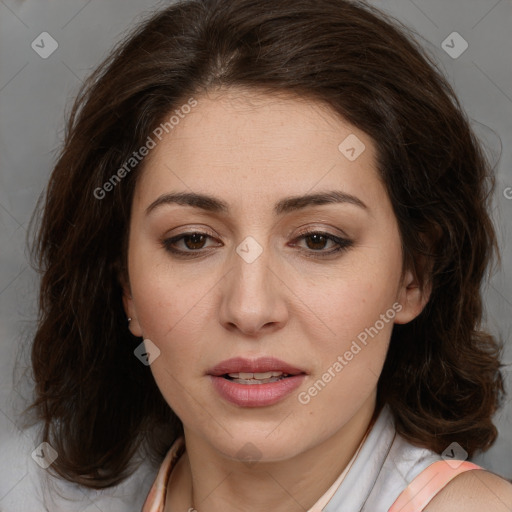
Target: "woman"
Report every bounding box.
[27,0,512,510]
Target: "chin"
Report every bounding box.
[204,428,312,464]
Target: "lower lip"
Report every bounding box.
[209,374,306,407]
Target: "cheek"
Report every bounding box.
[128,242,214,339]
[134,281,210,354]
[297,279,395,420]
[129,266,210,417]
[294,259,400,412]
[304,255,400,349]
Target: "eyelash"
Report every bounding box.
[161,230,353,259]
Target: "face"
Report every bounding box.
[123,87,428,462]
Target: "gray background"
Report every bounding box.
[0,0,511,510]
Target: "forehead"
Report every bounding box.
[134,87,384,212]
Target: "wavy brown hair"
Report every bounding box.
[26,0,505,490]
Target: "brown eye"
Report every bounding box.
[161,231,221,257]
[304,233,330,251]
[182,233,208,250]
[292,230,354,257]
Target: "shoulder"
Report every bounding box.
[424,469,512,512]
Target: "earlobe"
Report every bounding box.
[120,278,143,337]
[122,292,143,337]
[121,288,133,320]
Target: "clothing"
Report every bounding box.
[141,404,482,512]
[308,424,370,512]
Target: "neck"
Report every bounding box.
[166,395,379,512]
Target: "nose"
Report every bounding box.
[218,240,289,337]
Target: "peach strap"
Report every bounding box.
[388,460,483,512]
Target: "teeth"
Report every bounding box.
[234,377,281,384]
[227,371,287,379]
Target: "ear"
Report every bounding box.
[393,265,432,325]
[119,270,143,338]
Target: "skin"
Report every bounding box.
[122,87,511,511]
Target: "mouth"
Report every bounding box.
[207,356,307,381]
[222,371,294,384]
[207,357,307,406]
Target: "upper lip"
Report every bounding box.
[207,357,307,376]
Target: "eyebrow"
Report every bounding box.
[145,190,368,216]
